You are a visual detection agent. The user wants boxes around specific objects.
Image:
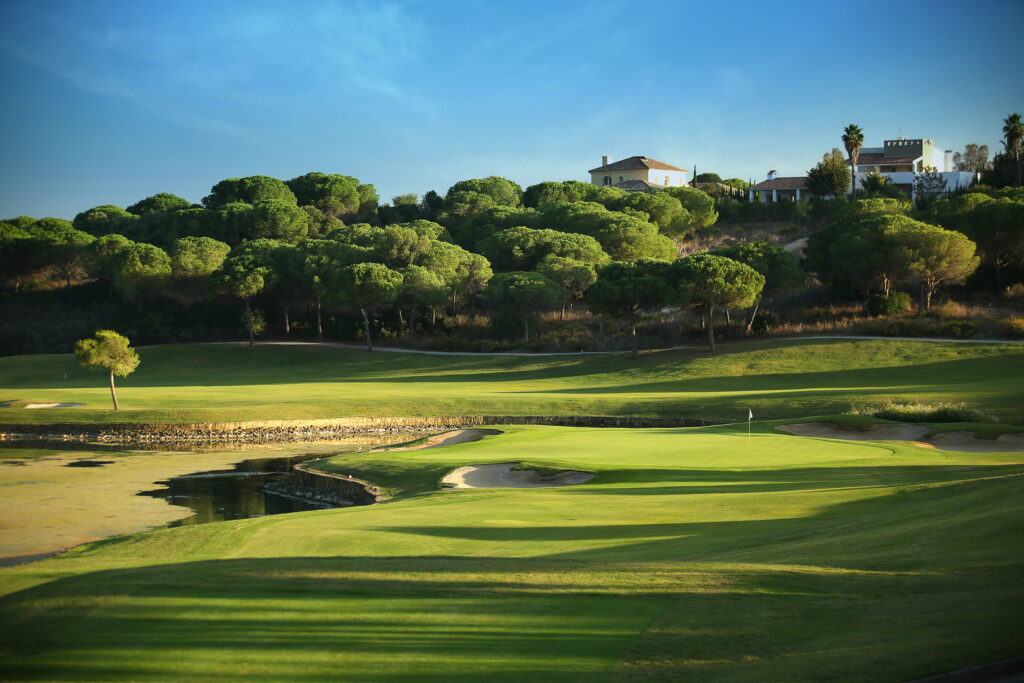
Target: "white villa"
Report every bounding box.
[749,137,977,203]
[589,156,689,191]
[853,137,975,198]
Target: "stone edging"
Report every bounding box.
[0,415,725,443]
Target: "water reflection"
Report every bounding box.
[137,438,404,526]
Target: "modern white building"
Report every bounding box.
[749,137,977,203]
[588,156,689,190]
[854,138,975,199]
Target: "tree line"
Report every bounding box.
[2,153,1022,355]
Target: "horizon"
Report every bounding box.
[1,0,1022,220]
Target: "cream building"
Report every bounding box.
[588,156,689,190]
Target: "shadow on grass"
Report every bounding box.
[1,469,1023,680]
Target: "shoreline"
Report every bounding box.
[0,415,724,443]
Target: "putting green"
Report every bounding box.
[1,424,1022,681]
[1,338,1023,424]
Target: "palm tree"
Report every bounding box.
[842,124,865,200]
[1003,113,1023,187]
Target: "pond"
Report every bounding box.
[0,435,411,563]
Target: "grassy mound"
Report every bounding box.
[1,424,1022,680]
[2,338,1023,424]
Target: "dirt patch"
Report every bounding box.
[928,431,1024,453]
[778,422,1024,453]
[442,462,593,489]
[778,422,929,441]
[381,429,503,452]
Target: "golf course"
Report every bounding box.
[1,338,1023,681]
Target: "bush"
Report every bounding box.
[866,292,911,317]
[846,400,998,423]
[1004,283,1024,299]
[749,310,777,334]
[1000,316,1024,338]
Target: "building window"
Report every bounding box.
[603,176,611,186]
[619,176,623,183]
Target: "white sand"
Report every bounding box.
[25,403,85,409]
[778,422,1024,453]
[442,462,593,489]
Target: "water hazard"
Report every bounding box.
[139,452,332,526]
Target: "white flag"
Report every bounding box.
[748,409,753,420]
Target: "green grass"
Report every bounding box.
[1,424,1022,681]
[2,338,1024,424]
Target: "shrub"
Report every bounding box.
[846,401,998,423]
[1004,283,1024,299]
[1000,316,1024,338]
[866,291,911,317]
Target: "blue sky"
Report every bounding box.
[1,0,1022,219]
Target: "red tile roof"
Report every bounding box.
[589,156,686,173]
[855,152,919,166]
[751,177,807,191]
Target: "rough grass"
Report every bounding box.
[2,338,1024,424]
[1,425,1022,681]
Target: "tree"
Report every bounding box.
[72,205,137,237]
[293,239,369,340]
[586,260,670,357]
[89,234,133,299]
[914,167,947,207]
[396,265,448,343]
[337,262,403,352]
[662,187,718,233]
[711,241,803,331]
[477,226,608,272]
[670,253,764,352]
[806,148,852,197]
[892,223,979,313]
[74,330,140,411]
[212,245,276,346]
[30,219,94,288]
[170,236,231,304]
[860,168,902,199]
[480,271,561,342]
[126,193,192,216]
[952,144,990,173]
[1003,113,1023,187]
[842,124,865,200]
[113,242,171,312]
[203,176,297,209]
[927,193,1024,286]
[250,200,308,243]
[537,254,599,319]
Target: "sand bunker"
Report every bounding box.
[381,429,502,452]
[442,462,593,489]
[25,403,85,409]
[779,422,929,441]
[928,431,1024,453]
[778,422,1024,453]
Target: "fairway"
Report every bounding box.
[2,424,1022,681]
[2,338,1024,424]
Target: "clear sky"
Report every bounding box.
[1,0,1022,220]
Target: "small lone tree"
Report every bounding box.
[74,330,140,411]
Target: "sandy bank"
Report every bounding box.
[442,462,593,489]
[778,422,1024,453]
[379,429,503,451]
